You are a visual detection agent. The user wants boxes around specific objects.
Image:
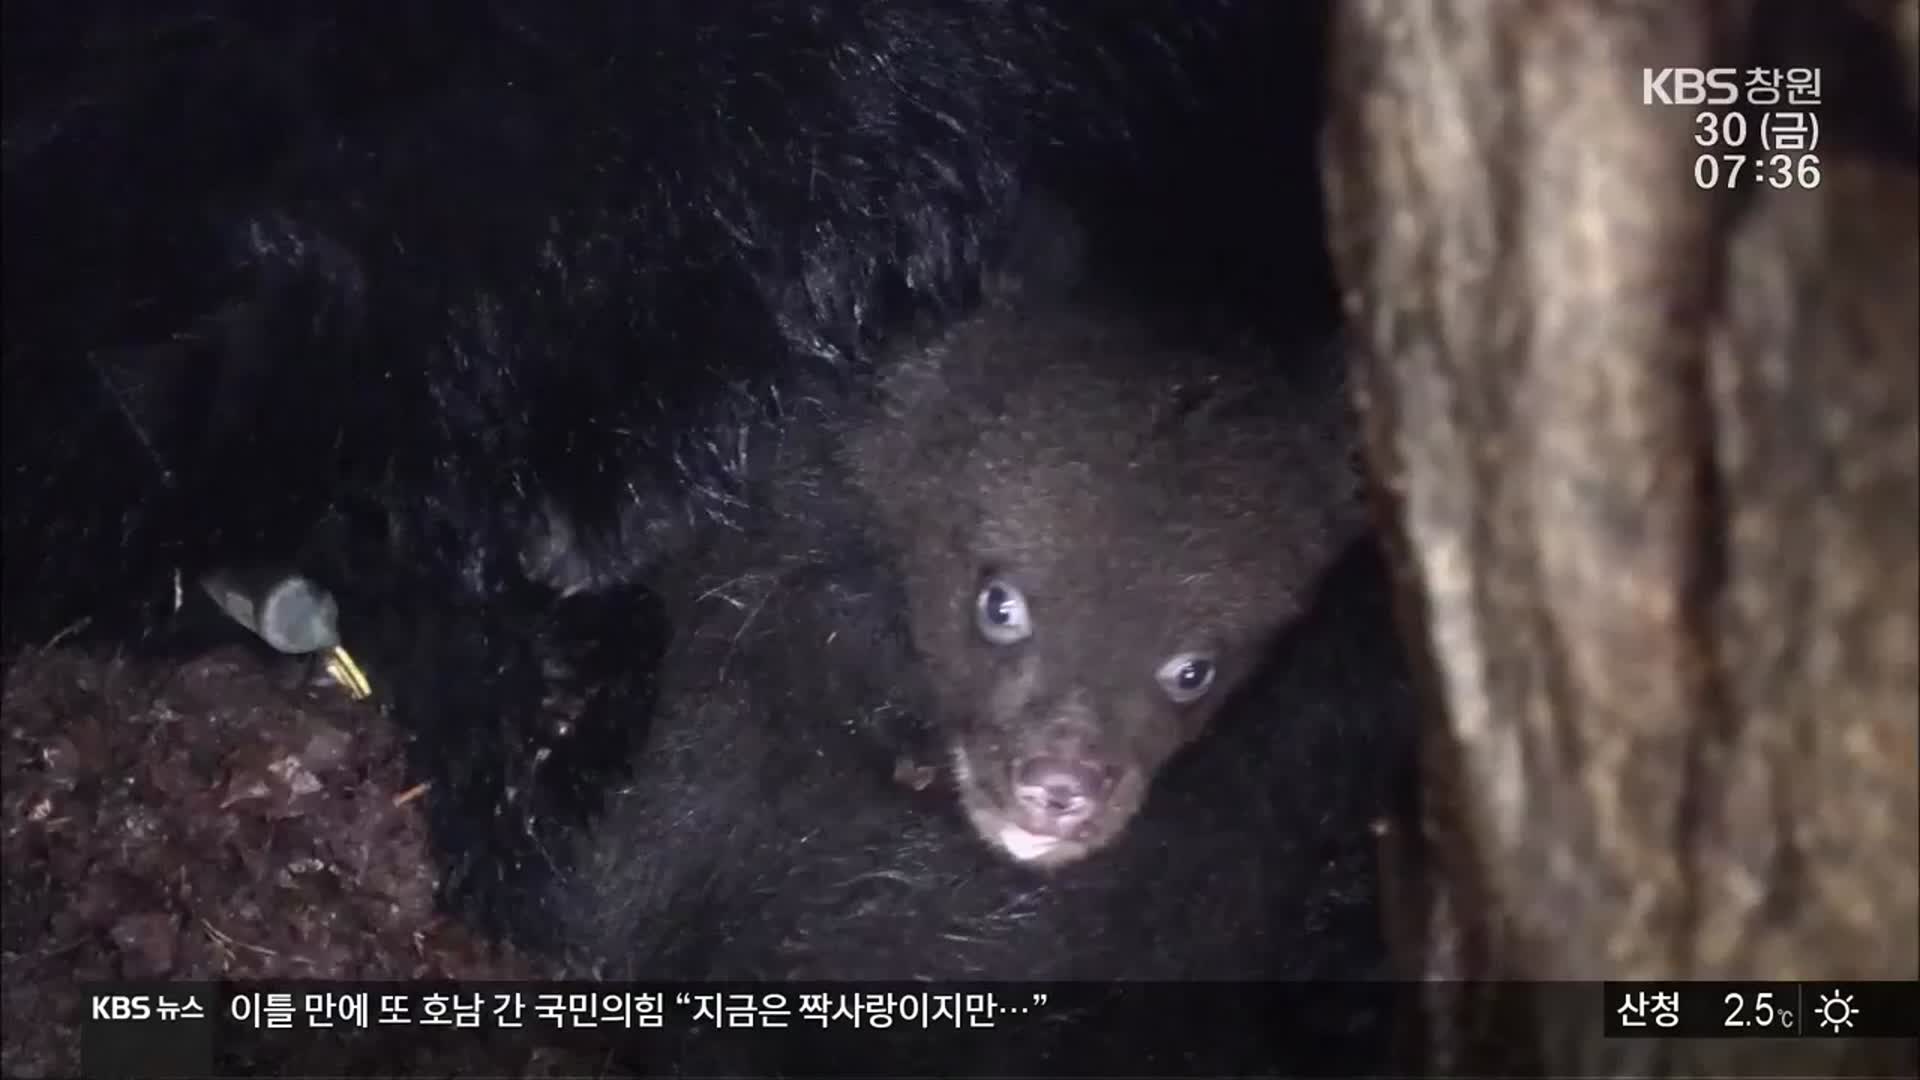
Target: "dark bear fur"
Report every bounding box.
[2,0,1290,646]
[536,274,1413,1071]
[3,1,1346,939]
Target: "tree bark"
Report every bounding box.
[1322,2,1918,1074]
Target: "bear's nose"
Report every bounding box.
[1010,756,1116,834]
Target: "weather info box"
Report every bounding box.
[1601,980,1915,1040]
[81,979,1919,1078]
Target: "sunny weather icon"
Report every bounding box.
[1816,989,1857,1033]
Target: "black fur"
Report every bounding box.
[2,0,1261,646]
[559,531,1407,982]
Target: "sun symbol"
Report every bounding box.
[1816,990,1856,1032]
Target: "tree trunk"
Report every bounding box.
[1322,2,1918,1074]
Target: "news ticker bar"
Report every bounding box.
[84,979,1918,1038]
[81,980,1917,1079]
[85,979,1385,1080]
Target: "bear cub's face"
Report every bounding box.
[849,307,1364,870]
[938,542,1271,869]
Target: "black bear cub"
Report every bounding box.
[840,302,1366,869]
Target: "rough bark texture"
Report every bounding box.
[1323,1,1918,1075]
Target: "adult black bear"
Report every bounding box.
[2,0,1305,644]
[533,240,1413,1072]
[3,1,1339,936]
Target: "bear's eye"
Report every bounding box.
[1155,653,1217,704]
[975,579,1033,645]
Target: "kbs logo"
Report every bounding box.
[1643,68,1741,106]
[91,995,153,1021]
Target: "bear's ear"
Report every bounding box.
[982,191,1087,308]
